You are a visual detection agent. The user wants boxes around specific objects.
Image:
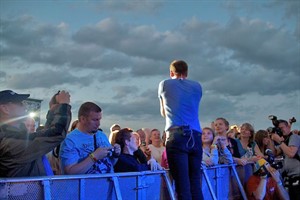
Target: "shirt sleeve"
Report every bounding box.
[59,137,80,169]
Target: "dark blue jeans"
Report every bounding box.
[166,129,203,200]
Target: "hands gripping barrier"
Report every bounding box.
[0,164,250,200]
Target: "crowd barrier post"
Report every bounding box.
[43,180,51,200]
[202,167,217,200]
[230,165,248,200]
[161,172,176,200]
[111,176,122,200]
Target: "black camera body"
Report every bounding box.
[268,115,283,137]
[265,149,283,170]
[107,148,115,157]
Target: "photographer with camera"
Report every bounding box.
[0,90,71,177]
[246,158,290,200]
[269,117,300,199]
[60,102,121,174]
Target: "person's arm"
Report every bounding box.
[63,147,109,174]
[159,97,166,117]
[158,81,166,118]
[15,92,71,165]
[210,146,219,165]
[272,134,298,158]
[266,164,290,200]
[219,148,233,164]
[252,176,268,200]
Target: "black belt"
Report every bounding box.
[167,126,201,136]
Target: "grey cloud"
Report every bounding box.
[180,16,299,96]
[215,17,299,74]
[73,18,195,61]
[99,0,163,12]
[100,88,159,118]
[5,69,91,89]
[264,1,300,19]
[111,85,139,99]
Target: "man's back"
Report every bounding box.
[158,78,202,131]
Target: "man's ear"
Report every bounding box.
[170,71,175,78]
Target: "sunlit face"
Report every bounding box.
[0,102,27,127]
[8,102,27,119]
[240,125,251,138]
[128,133,138,152]
[202,129,214,144]
[81,111,102,134]
[214,119,228,135]
[133,133,141,146]
[150,130,161,142]
[25,117,36,133]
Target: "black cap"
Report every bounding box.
[0,90,30,104]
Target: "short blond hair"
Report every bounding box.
[170,60,188,76]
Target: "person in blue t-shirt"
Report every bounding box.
[60,102,121,174]
[158,60,203,200]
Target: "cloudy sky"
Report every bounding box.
[1,0,299,134]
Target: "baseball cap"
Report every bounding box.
[254,158,269,176]
[0,90,30,104]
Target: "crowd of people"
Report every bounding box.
[0,60,299,200]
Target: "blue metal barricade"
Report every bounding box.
[201,164,249,200]
[0,164,250,200]
[0,171,175,200]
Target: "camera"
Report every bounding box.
[289,117,296,125]
[268,115,283,137]
[265,149,283,170]
[107,148,115,157]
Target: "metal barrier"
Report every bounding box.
[0,164,251,200]
[202,164,251,200]
[0,171,175,200]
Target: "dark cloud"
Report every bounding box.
[5,69,91,89]
[98,0,163,13]
[1,2,299,131]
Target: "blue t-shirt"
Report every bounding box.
[158,78,202,132]
[60,129,114,174]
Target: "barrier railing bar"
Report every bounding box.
[80,179,85,200]
[230,165,248,200]
[202,167,217,200]
[162,172,176,200]
[42,180,51,200]
[111,176,122,200]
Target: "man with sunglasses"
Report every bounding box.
[0,90,71,177]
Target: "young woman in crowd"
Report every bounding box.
[114,128,162,172]
[148,129,165,164]
[213,117,240,159]
[202,127,233,166]
[235,123,263,166]
[202,127,219,166]
[254,129,277,158]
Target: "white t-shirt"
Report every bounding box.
[148,144,165,164]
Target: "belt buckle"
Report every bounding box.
[182,125,192,136]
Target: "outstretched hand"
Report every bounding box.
[147,158,163,171]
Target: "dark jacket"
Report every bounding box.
[114,153,150,172]
[0,104,71,177]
